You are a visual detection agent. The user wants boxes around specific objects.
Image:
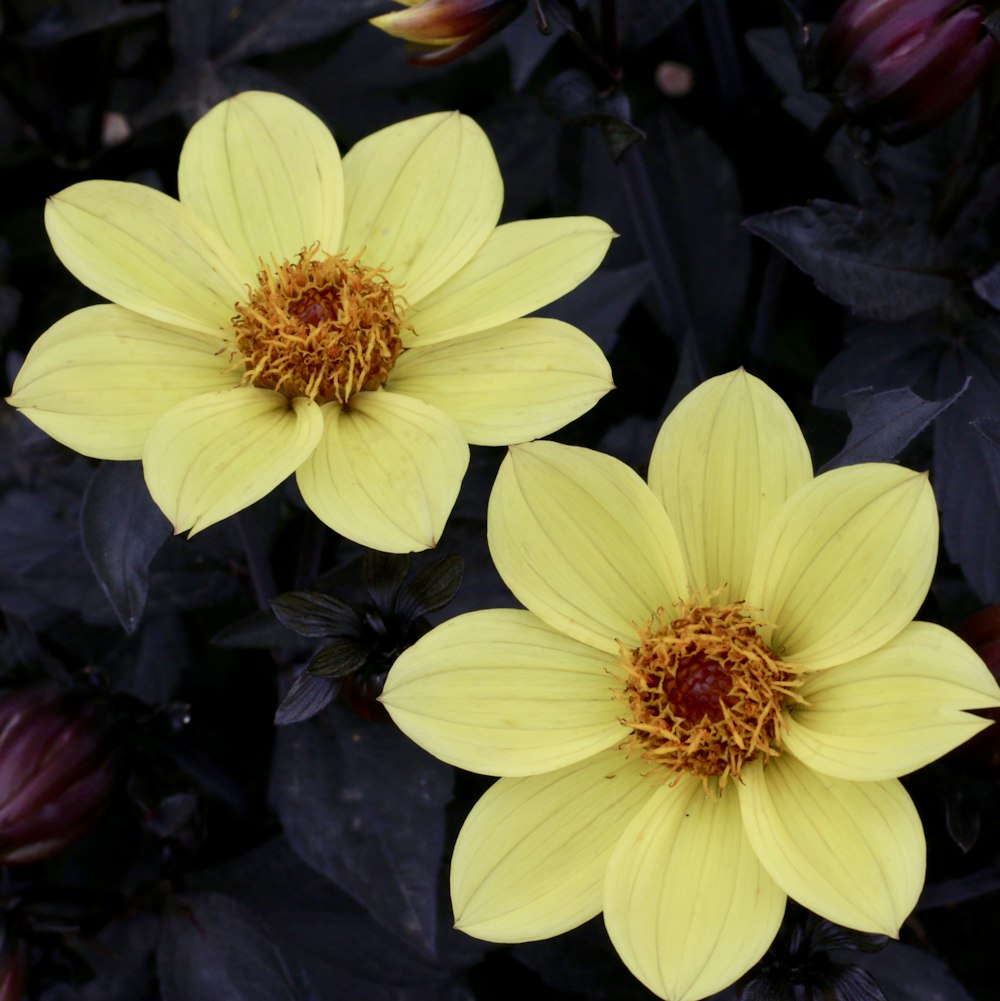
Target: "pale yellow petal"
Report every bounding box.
[451,749,652,943]
[739,755,925,936]
[648,369,813,604]
[783,621,1000,781]
[144,389,324,534]
[341,112,502,305]
[7,304,236,460]
[404,218,615,345]
[746,463,937,669]
[296,390,468,553]
[605,775,786,1001]
[382,608,624,776]
[388,318,613,445]
[45,181,246,334]
[178,91,344,278]
[488,442,689,655]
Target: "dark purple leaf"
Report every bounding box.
[821,382,968,471]
[157,893,297,1001]
[14,0,162,45]
[214,0,387,62]
[745,201,954,321]
[829,941,975,1001]
[972,417,1000,450]
[270,590,359,638]
[395,555,464,627]
[539,262,648,356]
[934,345,1000,602]
[274,673,338,727]
[191,838,481,998]
[269,706,453,955]
[819,964,888,1001]
[306,637,371,678]
[211,609,305,650]
[80,461,171,634]
[738,981,794,1001]
[362,551,410,610]
[619,0,698,45]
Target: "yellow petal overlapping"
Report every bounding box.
[340,111,502,305]
[178,91,344,277]
[382,368,1000,1001]
[405,218,615,344]
[605,776,786,1001]
[746,463,938,668]
[452,749,652,942]
[45,180,246,334]
[295,391,469,554]
[6,305,235,460]
[10,91,613,550]
[738,755,925,936]
[388,318,613,445]
[381,608,623,775]
[488,441,688,654]
[144,389,324,536]
[783,621,1000,780]
[648,366,812,603]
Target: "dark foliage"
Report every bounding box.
[0,1,998,1000]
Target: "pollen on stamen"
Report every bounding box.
[230,243,408,406]
[616,598,804,793]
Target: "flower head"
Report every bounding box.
[371,1,528,65]
[381,370,1000,1001]
[7,91,614,552]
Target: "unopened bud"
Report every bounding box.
[370,0,528,65]
[0,688,116,864]
[816,0,1000,142]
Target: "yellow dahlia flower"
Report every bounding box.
[7,91,613,552]
[381,369,1000,1001]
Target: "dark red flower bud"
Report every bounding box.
[370,0,528,65]
[0,688,116,864]
[0,940,25,1001]
[955,604,1000,767]
[817,0,1000,142]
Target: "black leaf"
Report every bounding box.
[306,637,371,679]
[270,590,359,638]
[157,893,297,1001]
[274,673,338,726]
[395,554,464,627]
[821,382,968,470]
[80,460,171,634]
[745,201,954,322]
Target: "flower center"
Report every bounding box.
[231,244,406,406]
[619,600,802,789]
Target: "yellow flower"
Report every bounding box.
[371,1,527,64]
[381,369,1000,1001]
[7,91,613,552]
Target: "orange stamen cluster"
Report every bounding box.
[619,600,803,790]
[231,244,406,406]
